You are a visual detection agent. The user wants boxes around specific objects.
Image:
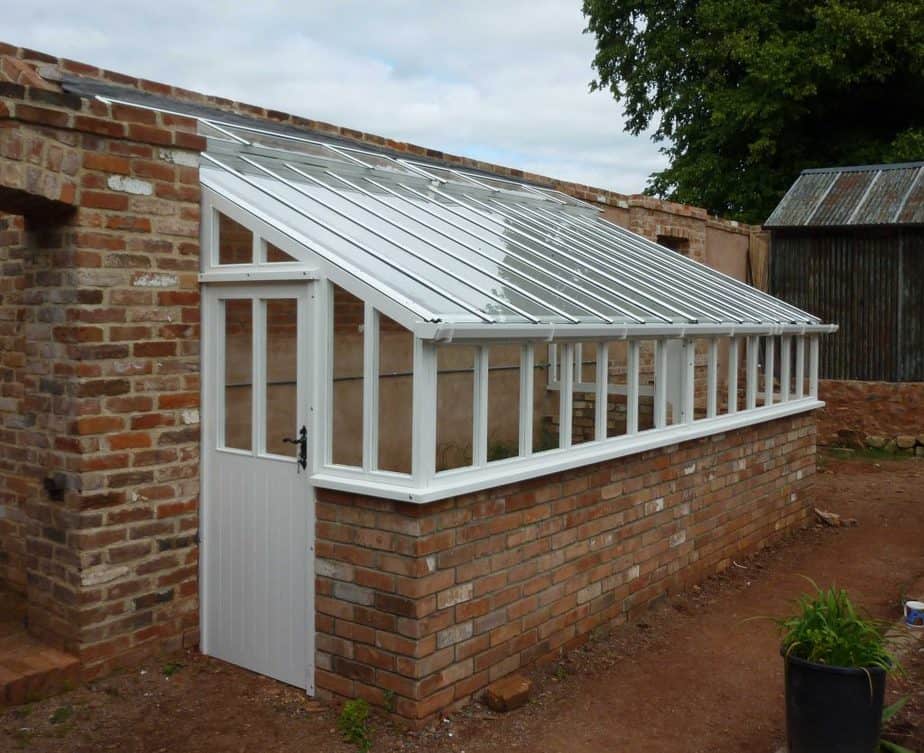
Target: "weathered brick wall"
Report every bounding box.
[315,412,816,724]
[818,379,924,445]
[0,78,204,672]
[0,212,29,593]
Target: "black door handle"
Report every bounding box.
[282,426,307,471]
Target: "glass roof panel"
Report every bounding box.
[202,136,823,330]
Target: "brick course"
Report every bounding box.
[315,413,815,725]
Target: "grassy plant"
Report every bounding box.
[880,697,916,753]
[779,581,896,672]
[337,699,373,752]
[382,688,396,714]
[49,705,73,725]
[162,662,184,678]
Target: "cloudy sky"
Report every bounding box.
[5,1,666,193]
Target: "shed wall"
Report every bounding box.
[770,228,924,381]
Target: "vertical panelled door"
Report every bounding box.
[201,283,314,691]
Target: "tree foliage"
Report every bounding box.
[582,0,924,223]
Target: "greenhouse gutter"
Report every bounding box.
[423,322,840,342]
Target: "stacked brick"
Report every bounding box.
[315,413,815,725]
[0,212,29,592]
[0,71,204,675]
[817,379,924,446]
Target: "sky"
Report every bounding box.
[5,1,666,194]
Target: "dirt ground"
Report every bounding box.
[2,453,923,753]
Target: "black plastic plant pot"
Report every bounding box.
[783,650,887,753]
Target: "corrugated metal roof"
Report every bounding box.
[765,161,924,228]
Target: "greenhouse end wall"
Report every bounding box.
[314,412,816,724]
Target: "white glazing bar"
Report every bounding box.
[412,338,437,484]
[746,336,759,410]
[473,346,489,467]
[519,343,534,457]
[727,337,739,415]
[362,305,379,472]
[574,343,583,383]
[707,337,718,418]
[764,336,776,406]
[549,343,558,386]
[627,340,640,434]
[795,335,806,399]
[780,335,792,402]
[559,343,574,449]
[654,340,668,429]
[595,342,609,442]
[681,339,696,424]
[809,335,820,398]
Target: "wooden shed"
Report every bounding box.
[766,162,924,381]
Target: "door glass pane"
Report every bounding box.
[265,299,298,456]
[224,299,252,450]
[218,213,253,265]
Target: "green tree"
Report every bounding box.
[582,0,924,223]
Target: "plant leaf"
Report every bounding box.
[879,739,915,753]
[882,696,908,723]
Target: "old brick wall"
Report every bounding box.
[315,412,816,724]
[0,212,29,593]
[817,379,924,445]
[0,76,204,671]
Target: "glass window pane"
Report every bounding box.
[218,212,252,265]
[487,345,520,461]
[436,345,475,471]
[266,242,297,263]
[265,299,298,456]
[572,343,596,445]
[332,285,363,467]
[534,343,560,451]
[224,299,252,450]
[378,315,412,473]
[605,341,628,439]
[637,340,657,431]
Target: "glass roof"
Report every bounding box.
[199,122,822,330]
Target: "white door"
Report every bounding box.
[201,283,314,691]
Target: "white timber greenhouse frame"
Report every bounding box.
[110,95,836,504]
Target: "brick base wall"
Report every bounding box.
[818,380,924,445]
[315,412,816,724]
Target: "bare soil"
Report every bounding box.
[3,454,923,753]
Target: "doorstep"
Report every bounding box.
[0,588,80,706]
